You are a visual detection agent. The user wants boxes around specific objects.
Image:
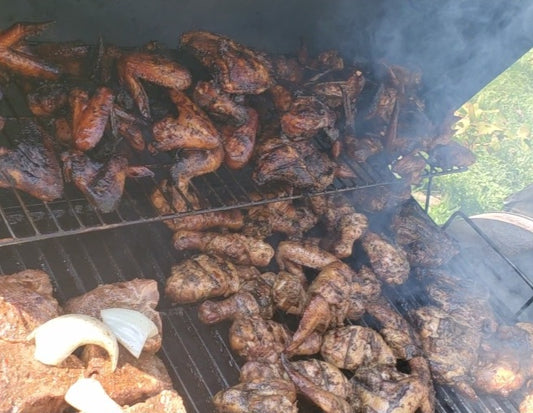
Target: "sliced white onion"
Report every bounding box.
[28,314,119,371]
[65,377,123,413]
[100,308,158,359]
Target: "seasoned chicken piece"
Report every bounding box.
[165,254,260,304]
[173,230,274,267]
[81,345,173,406]
[345,134,383,162]
[69,86,114,151]
[243,189,318,239]
[281,356,352,413]
[27,81,67,116]
[346,265,382,320]
[152,90,220,152]
[229,316,321,363]
[239,360,290,383]
[391,153,426,185]
[112,106,146,152]
[0,21,60,79]
[181,31,273,95]
[350,181,412,213]
[64,279,162,354]
[220,106,258,169]
[198,272,276,323]
[351,365,431,413]
[0,120,63,201]
[320,325,396,371]
[151,179,244,232]
[361,232,410,285]
[117,52,191,119]
[213,379,298,413]
[276,240,338,280]
[412,305,481,398]
[268,84,293,113]
[428,141,476,170]
[124,390,187,413]
[62,151,128,213]
[27,41,92,78]
[280,96,336,138]
[253,137,336,191]
[0,269,61,342]
[271,271,308,315]
[392,200,459,267]
[193,80,249,125]
[269,54,304,83]
[366,297,422,360]
[309,194,368,258]
[310,68,365,109]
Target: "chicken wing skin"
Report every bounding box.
[181,31,273,95]
[117,52,191,119]
[193,80,249,125]
[220,107,258,169]
[0,21,60,79]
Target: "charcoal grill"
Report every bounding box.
[1,1,533,412]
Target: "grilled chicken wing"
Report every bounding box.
[112,106,146,151]
[281,356,352,413]
[27,81,67,116]
[117,52,191,119]
[151,179,244,232]
[173,230,274,267]
[69,86,114,151]
[0,21,60,79]
[280,96,336,138]
[220,106,258,169]
[276,240,338,280]
[193,80,249,125]
[229,316,321,363]
[62,151,128,213]
[180,31,273,95]
[351,365,431,413]
[0,120,63,201]
[213,379,298,413]
[198,272,276,324]
[320,325,396,371]
[165,254,260,304]
[252,137,336,191]
[361,232,410,285]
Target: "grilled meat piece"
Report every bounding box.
[309,194,368,258]
[0,340,84,413]
[27,40,92,78]
[173,230,274,267]
[239,360,290,383]
[81,345,173,406]
[165,254,260,304]
[412,305,481,398]
[124,390,187,413]
[198,272,276,323]
[151,179,244,232]
[229,315,321,363]
[392,200,459,267]
[0,269,61,342]
[271,271,308,315]
[112,106,146,152]
[243,189,318,239]
[269,84,293,112]
[320,325,396,371]
[27,81,67,116]
[351,365,431,413]
[350,181,412,213]
[152,90,220,152]
[117,52,191,119]
[0,21,60,79]
[0,120,63,201]
[193,80,249,125]
[361,232,410,285]
[428,141,476,170]
[310,68,365,110]
[221,107,258,169]
[252,137,336,191]
[345,135,383,162]
[64,278,162,354]
[280,96,336,138]
[391,153,426,185]
[270,54,304,83]
[213,379,298,413]
[62,151,128,213]
[181,31,273,95]
[276,240,338,280]
[281,356,352,413]
[69,86,114,151]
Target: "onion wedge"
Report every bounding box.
[28,314,119,371]
[65,377,123,413]
[100,308,158,358]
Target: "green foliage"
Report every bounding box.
[422,48,533,225]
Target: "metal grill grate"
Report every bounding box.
[0,215,529,413]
